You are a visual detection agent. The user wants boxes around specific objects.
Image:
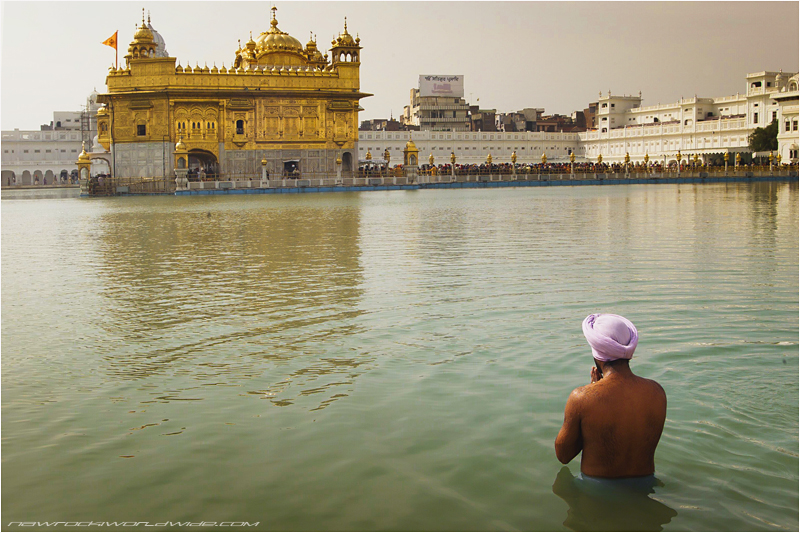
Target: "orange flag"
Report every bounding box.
[102,31,118,50]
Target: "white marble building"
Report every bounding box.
[360,70,799,166]
[358,129,579,165]
[578,71,796,163]
[2,91,101,185]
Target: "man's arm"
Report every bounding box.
[555,390,583,464]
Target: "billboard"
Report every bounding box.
[419,75,464,98]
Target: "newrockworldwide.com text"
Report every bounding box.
[7,522,260,528]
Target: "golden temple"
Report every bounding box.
[95,7,370,179]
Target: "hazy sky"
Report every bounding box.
[1,1,798,130]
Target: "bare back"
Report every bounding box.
[556,369,667,478]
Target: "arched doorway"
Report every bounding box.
[283,160,300,178]
[1,170,16,186]
[33,170,43,185]
[21,171,32,185]
[342,152,353,172]
[91,157,111,177]
[188,149,218,179]
[44,170,55,185]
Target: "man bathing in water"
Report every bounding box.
[555,314,667,478]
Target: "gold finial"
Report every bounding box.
[344,16,348,32]
[141,8,145,25]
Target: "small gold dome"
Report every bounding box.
[77,142,91,163]
[405,140,418,150]
[133,21,154,43]
[175,137,187,151]
[335,17,357,46]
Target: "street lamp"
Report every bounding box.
[769,150,774,173]
[644,153,649,175]
[724,151,729,174]
[624,152,630,177]
[511,150,517,179]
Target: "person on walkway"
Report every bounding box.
[555,314,667,478]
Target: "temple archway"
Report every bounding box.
[342,152,353,171]
[188,149,218,177]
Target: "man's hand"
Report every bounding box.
[590,366,603,384]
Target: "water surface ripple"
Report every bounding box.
[2,183,797,531]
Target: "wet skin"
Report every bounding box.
[555,359,667,478]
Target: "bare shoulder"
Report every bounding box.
[638,376,667,407]
[642,376,667,396]
[567,383,599,405]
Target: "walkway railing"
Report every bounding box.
[85,164,799,195]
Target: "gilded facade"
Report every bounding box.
[96,8,370,179]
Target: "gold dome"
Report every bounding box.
[335,18,357,47]
[256,7,303,54]
[133,11,154,43]
[77,142,91,163]
[175,137,187,152]
[405,140,418,150]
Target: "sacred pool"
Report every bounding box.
[2,182,797,531]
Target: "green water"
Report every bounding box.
[2,183,798,531]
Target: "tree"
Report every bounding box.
[748,120,778,152]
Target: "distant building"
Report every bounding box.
[470,109,496,132]
[402,75,471,131]
[497,108,543,132]
[1,91,100,186]
[359,117,409,131]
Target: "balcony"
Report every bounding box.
[418,105,470,111]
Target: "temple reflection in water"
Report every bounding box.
[95,196,367,411]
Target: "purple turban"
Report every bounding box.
[582,314,638,362]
